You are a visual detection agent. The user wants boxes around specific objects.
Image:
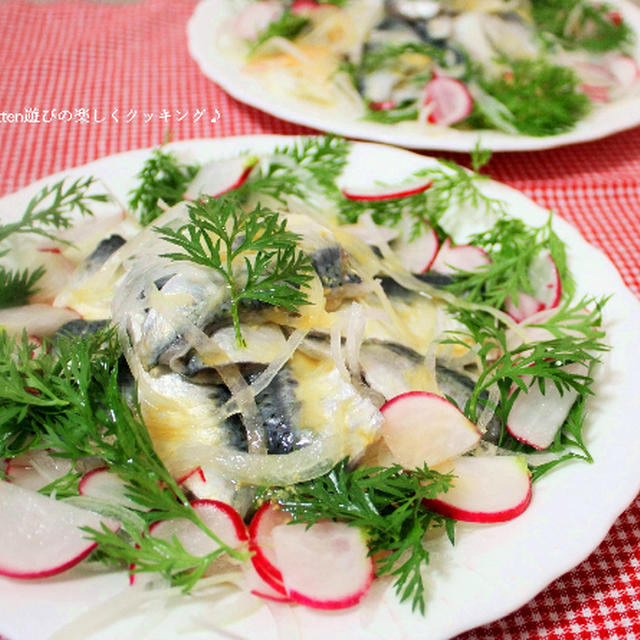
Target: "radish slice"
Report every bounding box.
[234,1,284,40]
[0,304,80,338]
[381,392,481,469]
[423,76,473,126]
[425,456,532,523]
[606,55,640,86]
[177,466,207,486]
[242,559,291,603]
[183,156,258,200]
[271,521,373,609]
[6,450,71,492]
[291,0,333,13]
[248,502,291,594]
[149,499,248,558]
[0,481,119,579]
[391,220,439,273]
[29,250,77,304]
[341,177,432,202]
[581,84,611,103]
[368,100,397,111]
[78,467,141,510]
[505,251,561,322]
[506,363,584,450]
[430,237,490,275]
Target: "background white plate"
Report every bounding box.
[0,136,639,640]
[187,0,640,152]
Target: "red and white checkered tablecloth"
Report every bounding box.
[0,1,639,638]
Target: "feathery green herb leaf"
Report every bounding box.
[444,215,573,308]
[0,327,246,585]
[339,160,506,238]
[0,265,45,309]
[264,460,455,614]
[0,177,106,246]
[467,58,590,136]
[532,0,634,53]
[128,149,200,226]
[250,9,309,53]
[156,195,315,346]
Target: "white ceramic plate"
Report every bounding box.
[1,136,639,640]
[187,0,640,152]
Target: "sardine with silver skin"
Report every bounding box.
[110,202,383,504]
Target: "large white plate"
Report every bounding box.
[187,0,640,151]
[0,136,639,640]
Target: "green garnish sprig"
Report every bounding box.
[265,460,455,614]
[156,195,315,347]
[250,9,309,54]
[466,58,591,136]
[0,176,107,246]
[128,148,200,226]
[339,159,506,240]
[444,215,573,309]
[532,0,634,53]
[0,176,107,308]
[0,266,45,309]
[0,328,246,588]
[444,296,609,476]
[237,135,350,204]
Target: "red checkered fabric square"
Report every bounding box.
[0,2,638,638]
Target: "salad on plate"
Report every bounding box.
[197,0,640,146]
[0,137,610,635]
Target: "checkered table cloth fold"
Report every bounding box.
[0,1,638,638]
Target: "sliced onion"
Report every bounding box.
[216,362,267,455]
[220,328,308,420]
[171,436,344,487]
[476,383,500,434]
[344,302,366,381]
[330,321,350,382]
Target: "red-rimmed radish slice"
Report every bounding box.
[184,156,258,201]
[177,466,207,486]
[178,465,208,497]
[574,62,615,102]
[506,363,584,450]
[581,84,611,103]
[242,558,291,603]
[271,521,373,609]
[291,0,335,13]
[248,502,291,594]
[149,499,248,558]
[0,480,119,579]
[78,467,142,510]
[424,456,532,523]
[423,76,473,126]
[341,177,432,202]
[5,450,72,492]
[27,335,44,359]
[392,220,439,273]
[29,250,76,304]
[505,251,562,322]
[504,306,592,352]
[606,55,640,86]
[0,304,80,338]
[381,392,481,469]
[607,10,623,25]
[234,0,284,40]
[430,237,490,275]
[368,100,397,111]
